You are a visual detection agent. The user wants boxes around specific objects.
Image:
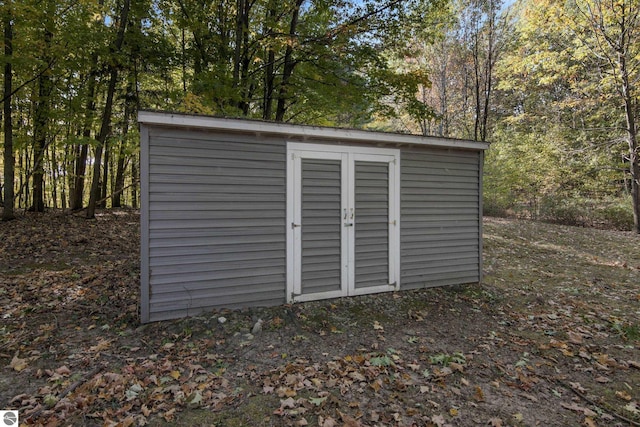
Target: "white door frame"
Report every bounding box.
[286,142,400,303]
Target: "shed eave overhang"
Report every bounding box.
[138,111,490,151]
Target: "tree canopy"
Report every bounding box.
[0,0,639,231]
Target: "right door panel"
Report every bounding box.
[354,160,390,290]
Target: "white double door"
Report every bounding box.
[286,143,400,303]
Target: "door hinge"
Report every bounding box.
[291,222,301,229]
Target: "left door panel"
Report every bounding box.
[288,150,348,302]
[300,158,343,296]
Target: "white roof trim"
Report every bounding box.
[138,111,490,151]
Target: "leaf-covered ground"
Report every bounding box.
[1,212,639,426]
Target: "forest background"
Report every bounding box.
[0,0,639,232]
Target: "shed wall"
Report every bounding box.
[142,120,484,322]
[400,148,482,288]
[146,127,286,321]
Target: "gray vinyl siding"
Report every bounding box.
[301,159,342,295]
[140,112,487,322]
[400,148,481,289]
[354,161,389,288]
[146,127,286,321]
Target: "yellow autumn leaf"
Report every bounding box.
[616,390,632,401]
[169,370,180,380]
[284,388,297,397]
[89,339,112,352]
[584,417,597,427]
[370,379,382,392]
[10,353,28,372]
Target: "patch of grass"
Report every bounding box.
[344,300,392,323]
[204,393,283,427]
[2,262,71,276]
[429,352,466,367]
[266,316,285,330]
[612,321,640,342]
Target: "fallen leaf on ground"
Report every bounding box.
[431,414,447,427]
[561,402,597,417]
[624,402,639,415]
[628,360,640,369]
[9,353,28,372]
[319,415,337,427]
[567,331,583,344]
[616,390,632,401]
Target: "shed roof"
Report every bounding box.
[138,111,490,152]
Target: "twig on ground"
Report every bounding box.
[26,363,106,422]
[548,375,640,427]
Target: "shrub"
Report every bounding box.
[483,196,510,217]
[539,195,587,227]
[593,197,634,231]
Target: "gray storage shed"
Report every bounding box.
[139,111,490,323]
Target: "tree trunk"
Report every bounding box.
[232,0,252,114]
[620,54,640,233]
[71,71,98,210]
[86,0,130,219]
[2,2,14,221]
[31,19,53,212]
[263,1,277,120]
[275,0,304,122]
[99,137,109,208]
[113,84,135,208]
[49,145,57,208]
[18,150,25,208]
[71,142,89,210]
[61,142,69,209]
[131,153,138,209]
[472,27,481,142]
[112,143,127,207]
[233,0,245,90]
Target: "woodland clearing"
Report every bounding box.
[0,211,639,426]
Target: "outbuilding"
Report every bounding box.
[138,111,490,323]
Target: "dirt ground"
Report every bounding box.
[0,211,639,426]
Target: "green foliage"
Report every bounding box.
[611,319,640,342]
[429,352,466,367]
[596,198,635,231]
[369,355,393,367]
[487,0,640,231]
[0,0,452,210]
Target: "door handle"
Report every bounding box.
[344,223,353,227]
[291,222,301,228]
